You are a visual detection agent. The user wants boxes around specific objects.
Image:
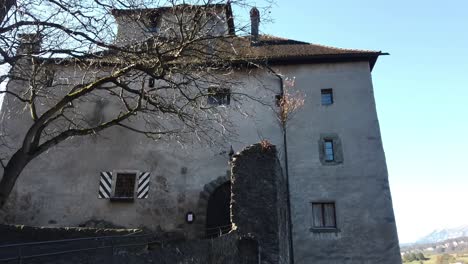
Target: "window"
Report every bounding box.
[312,202,337,229]
[207,87,230,105]
[321,89,333,105]
[112,172,137,200]
[324,140,334,162]
[45,70,54,87]
[98,171,151,200]
[319,134,343,165]
[146,14,160,32]
[148,78,155,88]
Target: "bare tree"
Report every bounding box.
[276,76,304,127]
[0,0,273,206]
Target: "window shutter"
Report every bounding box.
[137,172,150,199]
[98,172,113,199]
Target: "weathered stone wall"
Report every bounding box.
[0,66,282,239]
[231,143,290,264]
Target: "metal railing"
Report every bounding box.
[0,224,234,263]
[0,233,154,263]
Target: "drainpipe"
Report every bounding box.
[268,66,295,264]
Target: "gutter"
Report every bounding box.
[267,66,295,264]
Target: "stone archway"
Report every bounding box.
[194,175,230,238]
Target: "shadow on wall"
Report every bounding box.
[0,143,290,264]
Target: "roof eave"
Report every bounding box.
[258,52,389,72]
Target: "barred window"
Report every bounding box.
[113,172,137,199]
[99,171,150,200]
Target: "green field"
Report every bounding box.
[404,253,468,264]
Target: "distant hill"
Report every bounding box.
[400,236,468,255]
[416,225,468,244]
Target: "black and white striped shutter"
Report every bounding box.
[98,172,113,199]
[137,172,150,199]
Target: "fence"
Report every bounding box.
[0,224,233,263]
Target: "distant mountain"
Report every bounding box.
[415,225,468,244]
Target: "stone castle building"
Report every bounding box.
[0,3,401,263]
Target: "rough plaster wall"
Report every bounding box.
[114,8,229,46]
[0,143,292,263]
[0,61,401,263]
[231,143,290,264]
[282,62,401,263]
[0,64,282,239]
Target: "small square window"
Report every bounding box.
[146,14,160,32]
[324,140,334,162]
[112,172,137,201]
[321,89,333,105]
[207,87,230,105]
[312,202,337,229]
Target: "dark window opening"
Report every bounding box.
[45,70,54,87]
[113,173,136,200]
[148,78,155,88]
[324,139,334,162]
[321,89,333,105]
[207,87,230,105]
[206,182,231,238]
[147,14,160,32]
[312,202,336,228]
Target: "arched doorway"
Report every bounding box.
[206,181,231,238]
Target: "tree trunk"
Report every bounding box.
[0,148,31,208]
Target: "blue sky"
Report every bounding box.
[244,0,468,243]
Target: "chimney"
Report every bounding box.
[250,7,260,41]
[17,33,42,55]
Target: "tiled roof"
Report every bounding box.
[45,34,386,71]
[229,35,387,70]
